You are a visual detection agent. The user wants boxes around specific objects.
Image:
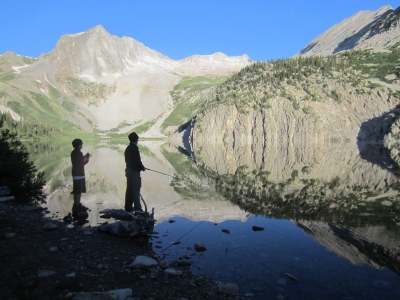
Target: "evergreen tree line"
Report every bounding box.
[206,54,355,113]
[0,112,61,139]
[231,55,348,85]
[200,47,399,114]
[342,44,400,83]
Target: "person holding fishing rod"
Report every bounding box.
[124,132,146,212]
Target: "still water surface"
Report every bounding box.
[24,139,400,300]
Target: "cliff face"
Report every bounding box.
[185,4,400,181]
[190,87,398,177]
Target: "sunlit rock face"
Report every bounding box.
[384,113,400,170]
[190,89,398,180]
[188,89,400,229]
[296,6,400,56]
[186,5,400,154]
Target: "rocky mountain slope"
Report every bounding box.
[183,5,400,274]
[190,55,399,169]
[1,5,399,146]
[296,5,400,56]
[0,25,250,136]
[189,5,400,171]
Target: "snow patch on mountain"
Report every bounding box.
[11,65,29,74]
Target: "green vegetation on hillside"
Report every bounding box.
[132,120,157,134]
[1,81,91,138]
[171,76,227,96]
[0,72,18,82]
[199,46,400,114]
[61,99,76,112]
[59,77,116,104]
[161,76,227,134]
[2,46,399,138]
[0,113,61,139]
[24,92,84,135]
[343,42,400,84]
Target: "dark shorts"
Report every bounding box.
[73,178,86,194]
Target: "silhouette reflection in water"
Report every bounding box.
[62,201,89,225]
[72,203,89,225]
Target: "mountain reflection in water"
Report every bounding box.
[24,139,400,300]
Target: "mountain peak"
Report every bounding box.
[44,25,251,80]
[296,5,400,56]
[375,5,393,16]
[85,24,108,35]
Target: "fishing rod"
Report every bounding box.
[145,168,211,188]
[145,168,177,179]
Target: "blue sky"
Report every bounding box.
[0,1,395,62]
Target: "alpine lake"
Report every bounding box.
[23,137,400,300]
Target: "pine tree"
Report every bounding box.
[0,124,45,204]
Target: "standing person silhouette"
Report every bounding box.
[124,132,146,212]
[71,139,90,209]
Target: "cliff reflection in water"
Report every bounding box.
[24,138,400,276]
[192,137,400,275]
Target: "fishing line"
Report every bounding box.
[145,168,211,188]
[160,220,205,253]
[145,168,212,253]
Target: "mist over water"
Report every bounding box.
[25,138,400,300]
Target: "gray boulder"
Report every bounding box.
[194,243,207,252]
[164,268,183,276]
[128,256,158,269]
[218,283,239,296]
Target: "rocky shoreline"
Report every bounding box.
[0,201,240,300]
